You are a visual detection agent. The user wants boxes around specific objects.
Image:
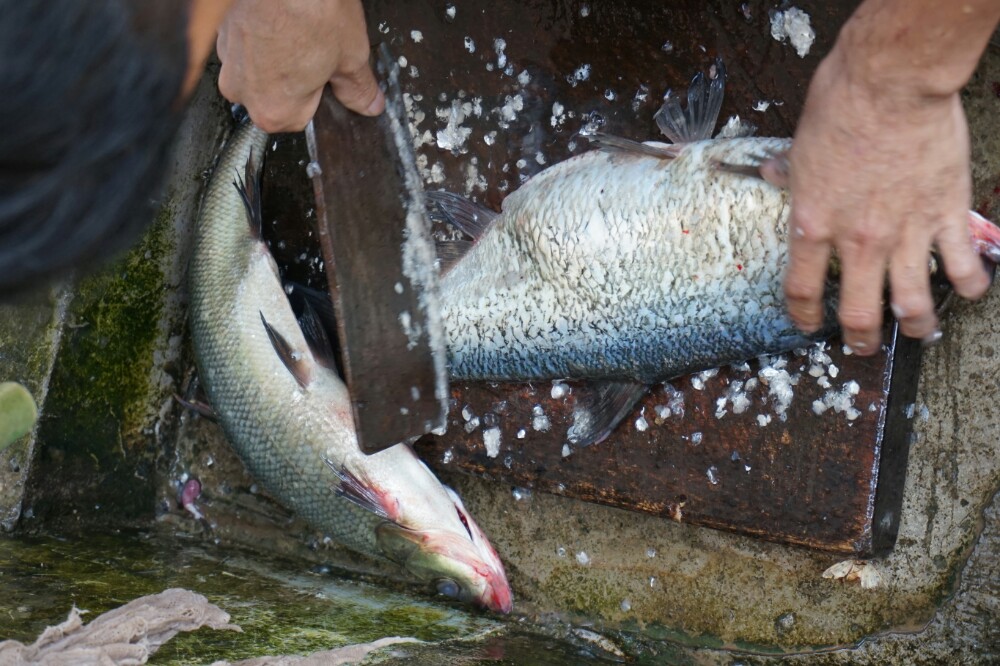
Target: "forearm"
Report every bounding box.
[838,0,1000,99]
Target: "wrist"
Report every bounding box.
[836,0,997,102]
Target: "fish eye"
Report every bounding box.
[436,578,461,599]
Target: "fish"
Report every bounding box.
[430,60,1000,447]
[188,122,512,613]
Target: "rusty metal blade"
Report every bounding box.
[305,44,448,454]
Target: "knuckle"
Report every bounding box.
[839,306,880,333]
[845,224,892,251]
[784,273,824,302]
[947,261,987,292]
[788,209,830,244]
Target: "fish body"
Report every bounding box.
[435,60,999,445]
[189,123,511,613]
[441,135,811,384]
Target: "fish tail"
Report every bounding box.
[969,210,1000,264]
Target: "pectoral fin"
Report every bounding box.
[426,191,498,240]
[260,311,311,388]
[566,380,650,448]
[325,458,400,523]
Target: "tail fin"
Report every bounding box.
[969,210,1000,264]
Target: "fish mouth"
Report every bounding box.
[376,523,512,613]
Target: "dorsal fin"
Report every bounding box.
[259,311,311,388]
[233,150,263,239]
[587,134,680,159]
[325,458,400,522]
[435,239,475,274]
[654,58,725,143]
[425,191,498,241]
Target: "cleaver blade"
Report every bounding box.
[305,44,449,455]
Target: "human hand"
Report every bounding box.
[763,46,991,355]
[216,0,385,133]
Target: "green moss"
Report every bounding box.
[0,531,501,664]
[23,203,177,526]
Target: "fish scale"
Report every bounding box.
[441,136,816,383]
[188,122,511,613]
[188,125,381,554]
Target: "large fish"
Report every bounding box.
[432,61,1000,446]
[188,122,512,613]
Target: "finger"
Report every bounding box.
[887,237,938,343]
[936,209,991,300]
[238,94,315,133]
[836,228,890,355]
[760,153,790,189]
[330,63,385,117]
[783,205,833,334]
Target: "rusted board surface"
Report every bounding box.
[263,0,924,555]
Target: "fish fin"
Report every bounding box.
[287,282,346,375]
[567,380,650,448]
[325,458,400,522]
[435,239,475,274]
[654,58,725,143]
[259,311,311,389]
[587,134,681,160]
[233,150,263,239]
[286,282,343,373]
[298,298,337,369]
[426,191,498,240]
[712,147,787,182]
[172,393,217,422]
[713,162,766,180]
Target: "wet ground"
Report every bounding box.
[0,530,626,665]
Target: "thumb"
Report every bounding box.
[330,63,385,117]
[760,153,791,189]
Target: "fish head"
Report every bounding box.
[375,487,512,614]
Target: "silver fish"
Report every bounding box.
[431,61,1000,445]
[188,123,511,613]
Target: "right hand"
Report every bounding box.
[762,47,990,354]
[216,0,385,133]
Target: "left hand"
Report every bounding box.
[216,0,385,133]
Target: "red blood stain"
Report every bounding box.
[736,264,743,271]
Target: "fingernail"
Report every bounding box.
[774,154,790,178]
[890,303,905,319]
[845,339,870,355]
[922,329,943,347]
